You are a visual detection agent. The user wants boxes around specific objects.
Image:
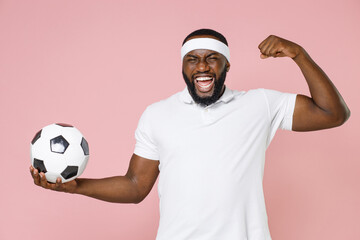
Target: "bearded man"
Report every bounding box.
[30,29,350,240]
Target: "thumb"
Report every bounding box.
[260,54,269,59]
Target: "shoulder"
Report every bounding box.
[240,88,296,102]
[230,87,270,96]
[141,90,182,118]
[245,88,279,96]
[257,88,297,105]
[229,88,269,102]
[228,88,296,110]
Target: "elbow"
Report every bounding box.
[132,186,148,204]
[344,107,351,123]
[133,193,147,204]
[333,106,351,127]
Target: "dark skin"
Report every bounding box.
[183,35,230,99]
[30,154,159,203]
[258,35,350,131]
[30,34,350,203]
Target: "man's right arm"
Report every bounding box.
[30,154,160,204]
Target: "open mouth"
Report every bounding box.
[194,76,214,93]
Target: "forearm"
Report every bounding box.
[30,155,159,203]
[73,176,141,203]
[293,48,350,122]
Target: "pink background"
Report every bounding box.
[1,0,359,239]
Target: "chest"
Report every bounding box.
[153,100,270,158]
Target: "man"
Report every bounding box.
[30,29,350,239]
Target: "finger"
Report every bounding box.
[259,42,271,58]
[265,41,283,58]
[54,177,64,191]
[258,35,271,49]
[269,48,280,57]
[39,172,50,188]
[32,168,41,185]
[30,165,35,177]
[263,42,275,56]
[260,53,269,59]
[262,39,276,56]
[258,39,267,50]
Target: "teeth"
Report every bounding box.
[200,82,212,87]
[196,79,213,89]
[196,77,213,81]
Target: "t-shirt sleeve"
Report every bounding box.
[133,107,160,160]
[261,89,297,146]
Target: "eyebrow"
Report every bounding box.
[185,54,198,58]
[185,53,220,58]
[206,53,219,58]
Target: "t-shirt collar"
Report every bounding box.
[179,85,234,105]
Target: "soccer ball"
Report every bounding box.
[30,123,89,183]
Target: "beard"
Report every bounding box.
[182,68,227,106]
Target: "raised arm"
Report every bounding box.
[30,153,159,203]
[258,35,350,131]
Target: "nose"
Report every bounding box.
[196,59,210,72]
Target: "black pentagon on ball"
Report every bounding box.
[56,123,73,127]
[31,129,42,145]
[50,135,69,154]
[33,158,47,173]
[61,166,78,179]
[81,137,89,155]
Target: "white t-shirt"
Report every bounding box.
[134,86,297,240]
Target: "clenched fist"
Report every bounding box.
[258,35,303,59]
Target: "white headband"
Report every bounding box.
[181,38,230,62]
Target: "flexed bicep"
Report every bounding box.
[292,94,348,131]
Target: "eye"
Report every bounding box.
[207,57,218,62]
[187,58,197,63]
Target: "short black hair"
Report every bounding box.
[182,28,228,46]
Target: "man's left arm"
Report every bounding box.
[258,35,351,131]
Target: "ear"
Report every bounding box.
[226,62,230,72]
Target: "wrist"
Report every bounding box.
[66,178,82,194]
[292,46,308,63]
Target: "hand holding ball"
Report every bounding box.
[30,123,89,183]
